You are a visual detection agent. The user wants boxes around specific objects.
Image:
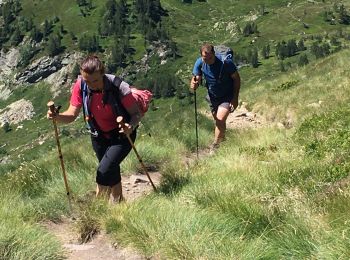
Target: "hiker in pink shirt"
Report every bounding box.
[47,55,141,203]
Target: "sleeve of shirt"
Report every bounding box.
[118,80,132,96]
[192,57,203,76]
[106,74,132,97]
[70,78,83,108]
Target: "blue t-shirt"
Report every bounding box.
[192,56,237,98]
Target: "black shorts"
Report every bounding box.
[206,94,233,113]
[91,130,136,186]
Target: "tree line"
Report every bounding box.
[234,31,346,72]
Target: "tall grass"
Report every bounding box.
[0,192,65,260]
[99,50,350,259]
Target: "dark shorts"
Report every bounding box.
[91,130,136,186]
[206,94,233,113]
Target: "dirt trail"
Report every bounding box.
[43,219,145,260]
[200,102,266,130]
[186,102,266,166]
[44,172,161,260]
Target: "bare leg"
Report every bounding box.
[110,182,124,203]
[213,105,230,144]
[96,184,110,199]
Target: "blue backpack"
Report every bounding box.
[213,45,234,80]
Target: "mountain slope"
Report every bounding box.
[1,0,350,259]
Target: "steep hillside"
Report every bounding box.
[1,0,350,167]
[1,1,350,258]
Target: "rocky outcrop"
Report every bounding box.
[44,52,83,97]
[0,83,12,101]
[13,52,83,97]
[0,48,20,75]
[15,55,64,84]
[0,98,35,126]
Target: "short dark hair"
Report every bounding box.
[80,55,105,74]
[200,44,214,55]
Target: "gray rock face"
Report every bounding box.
[44,52,83,97]
[0,48,20,75]
[15,56,63,83]
[0,98,35,126]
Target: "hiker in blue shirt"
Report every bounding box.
[191,43,241,150]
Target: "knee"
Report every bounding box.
[215,118,226,129]
[96,164,121,186]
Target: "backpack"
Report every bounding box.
[214,45,234,63]
[80,76,152,136]
[130,88,153,116]
[213,45,234,80]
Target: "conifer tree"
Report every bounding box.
[261,44,270,59]
[250,48,259,68]
[287,39,298,57]
[243,23,252,37]
[297,39,306,51]
[71,63,80,79]
[298,54,309,67]
[47,34,62,56]
[10,25,22,46]
[18,44,36,68]
[43,19,52,38]
[30,26,43,43]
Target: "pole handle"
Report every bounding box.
[47,101,55,113]
[116,116,127,131]
[47,101,61,116]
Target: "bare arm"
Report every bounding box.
[230,71,241,109]
[47,104,81,124]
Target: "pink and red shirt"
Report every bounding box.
[70,75,135,132]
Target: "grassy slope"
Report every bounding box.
[1,49,349,259]
[2,0,350,258]
[106,49,350,259]
[1,0,349,162]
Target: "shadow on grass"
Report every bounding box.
[158,171,191,195]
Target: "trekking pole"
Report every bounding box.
[116,116,157,191]
[47,101,72,212]
[194,89,199,160]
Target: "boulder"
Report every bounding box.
[0,99,35,125]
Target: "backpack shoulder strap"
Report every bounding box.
[103,74,130,121]
[80,78,99,136]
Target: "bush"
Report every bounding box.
[2,122,11,133]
